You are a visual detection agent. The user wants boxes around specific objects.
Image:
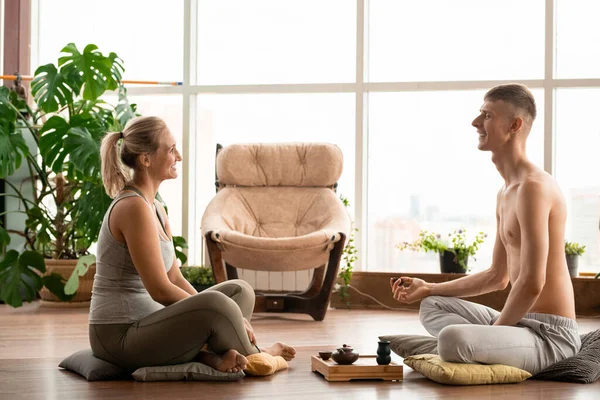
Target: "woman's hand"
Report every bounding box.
[390,277,433,304]
[243,318,257,346]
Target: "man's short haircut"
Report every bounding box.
[484,83,537,122]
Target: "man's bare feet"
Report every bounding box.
[197,349,248,373]
[262,342,296,361]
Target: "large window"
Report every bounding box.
[369,0,545,82]
[556,0,600,79]
[197,0,356,84]
[29,1,600,277]
[36,0,183,82]
[367,90,544,272]
[556,89,600,274]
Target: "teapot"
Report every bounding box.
[331,344,359,365]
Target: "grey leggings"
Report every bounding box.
[89,279,259,369]
[420,296,581,375]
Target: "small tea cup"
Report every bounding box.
[318,351,332,361]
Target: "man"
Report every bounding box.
[390,84,580,375]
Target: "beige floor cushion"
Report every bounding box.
[404,354,531,385]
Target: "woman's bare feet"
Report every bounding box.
[197,349,248,373]
[262,342,296,361]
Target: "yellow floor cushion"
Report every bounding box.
[404,354,531,385]
[244,352,289,376]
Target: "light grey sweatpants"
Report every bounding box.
[420,296,581,375]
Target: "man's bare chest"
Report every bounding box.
[498,189,521,247]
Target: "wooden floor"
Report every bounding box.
[1,303,599,400]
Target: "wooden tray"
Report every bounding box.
[311,355,403,382]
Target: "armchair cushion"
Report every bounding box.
[202,187,351,271]
[217,143,343,187]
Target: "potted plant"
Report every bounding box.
[0,43,136,307]
[336,195,358,308]
[398,229,487,273]
[565,240,586,278]
[181,265,215,292]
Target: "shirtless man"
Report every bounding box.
[390,84,580,375]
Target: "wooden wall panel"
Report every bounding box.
[331,272,600,317]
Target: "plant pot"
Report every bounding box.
[439,250,467,274]
[193,284,213,293]
[39,259,96,307]
[566,254,579,278]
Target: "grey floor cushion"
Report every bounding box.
[60,349,245,382]
[533,329,600,383]
[379,334,438,358]
[381,329,600,384]
[58,349,132,381]
[132,362,245,381]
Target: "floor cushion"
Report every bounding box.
[404,354,531,385]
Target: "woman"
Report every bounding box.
[90,116,295,373]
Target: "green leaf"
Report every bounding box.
[8,87,33,116]
[115,85,138,127]
[0,225,10,249]
[64,127,101,178]
[25,206,55,252]
[173,235,188,249]
[38,115,70,173]
[0,250,21,307]
[42,273,75,302]
[0,86,17,117]
[108,52,125,90]
[173,235,188,265]
[70,112,106,140]
[181,266,214,286]
[72,101,114,136]
[64,254,96,295]
[58,43,120,102]
[0,250,45,307]
[0,87,29,179]
[18,250,46,274]
[175,249,187,266]
[0,121,28,178]
[39,117,101,178]
[73,181,112,244]
[30,63,76,113]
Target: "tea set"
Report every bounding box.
[318,340,391,365]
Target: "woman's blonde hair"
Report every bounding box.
[100,116,167,198]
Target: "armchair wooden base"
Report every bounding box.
[205,232,346,321]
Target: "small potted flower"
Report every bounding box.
[180,265,215,292]
[564,241,586,278]
[398,229,487,273]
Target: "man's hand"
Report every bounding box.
[243,317,257,346]
[390,277,433,304]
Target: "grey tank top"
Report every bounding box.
[89,190,175,324]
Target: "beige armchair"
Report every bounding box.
[201,143,351,321]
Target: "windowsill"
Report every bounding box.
[331,271,600,317]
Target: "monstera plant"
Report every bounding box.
[0,43,137,307]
